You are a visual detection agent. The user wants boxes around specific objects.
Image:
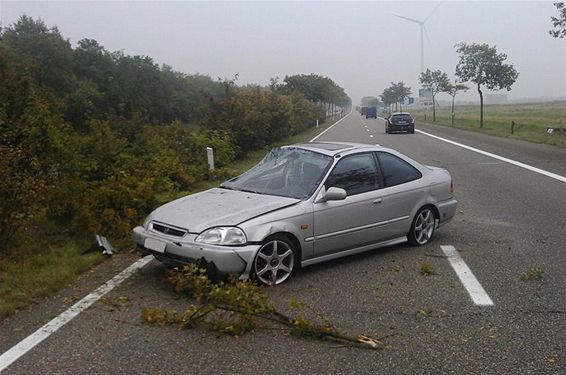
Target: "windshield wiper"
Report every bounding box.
[220,186,262,194]
[239,188,263,195]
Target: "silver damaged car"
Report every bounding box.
[133,142,457,285]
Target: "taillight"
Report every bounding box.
[449,179,455,193]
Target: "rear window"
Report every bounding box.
[377,152,422,187]
[392,114,412,123]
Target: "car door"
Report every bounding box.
[373,151,426,237]
[313,152,387,257]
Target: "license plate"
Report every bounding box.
[145,238,166,253]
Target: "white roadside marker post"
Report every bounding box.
[206,147,215,172]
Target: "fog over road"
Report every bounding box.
[1,113,565,374]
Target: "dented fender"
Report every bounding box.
[239,200,315,260]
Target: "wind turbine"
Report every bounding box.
[393,3,442,74]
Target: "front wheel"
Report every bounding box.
[407,207,437,246]
[253,235,297,285]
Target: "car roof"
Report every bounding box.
[289,141,381,157]
[391,112,412,116]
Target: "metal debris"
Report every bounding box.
[82,234,115,255]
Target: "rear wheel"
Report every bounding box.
[253,235,297,285]
[407,207,436,246]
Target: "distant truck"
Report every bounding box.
[366,106,377,119]
[361,106,368,116]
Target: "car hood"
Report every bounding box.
[151,188,300,233]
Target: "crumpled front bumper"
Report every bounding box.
[132,226,260,280]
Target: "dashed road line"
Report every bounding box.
[416,129,566,183]
[0,256,154,372]
[441,245,494,306]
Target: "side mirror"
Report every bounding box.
[317,187,347,203]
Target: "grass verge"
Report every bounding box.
[0,115,342,320]
[0,241,103,318]
[411,101,566,149]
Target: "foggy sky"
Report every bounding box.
[2,1,565,105]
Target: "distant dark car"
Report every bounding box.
[366,106,377,119]
[385,112,415,134]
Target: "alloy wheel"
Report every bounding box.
[413,208,435,245]
[254,239,295,285]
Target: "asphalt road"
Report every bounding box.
[1,111,565,374]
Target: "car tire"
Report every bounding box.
[252,234,298,285]
[407,207,437,246]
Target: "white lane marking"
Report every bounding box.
[310,109,353,142]
[416,129,566,183]
[369,135,374,138]
[440,245,493,306]
[366,129,370,132]
[0,256,153,372]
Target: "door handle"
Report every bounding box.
[373,198,382,204]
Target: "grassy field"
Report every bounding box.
[411,101,566,148]
[0,114,342,319]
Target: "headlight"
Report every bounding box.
[143,213,154,229]
[195,227,247,245]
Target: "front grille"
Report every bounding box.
[152,222,187,237]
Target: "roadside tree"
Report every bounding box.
[419,69,450,122]
[281,74,350,116]
[361,96,380,107]
[549,2,566,38]
[382,82,411,112]
[445,82,469,125]
[379,88,396,113]
[455,42,518,128]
